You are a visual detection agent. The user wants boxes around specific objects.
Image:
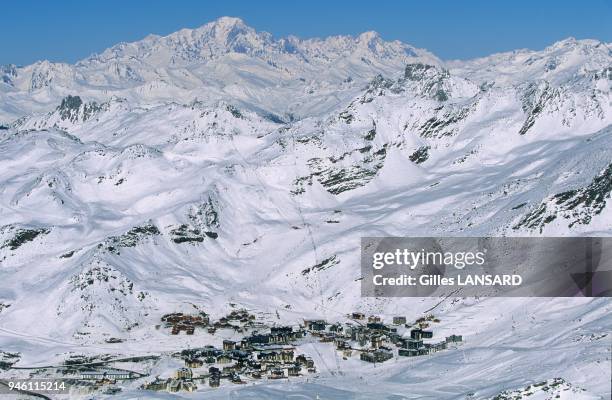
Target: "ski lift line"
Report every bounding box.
[423,288,463,314]
[228,129,322,306]
[331,335,342,373]
[227,134,294,229]
[284,124,317,242]
[280,279,355,322]
[290,279,365,322]
[304,219,325,312]
[230,123,328,321]
[230,129,326,317]
[292,156,323,306]
[283,124,328,317]
[308,341,333,378]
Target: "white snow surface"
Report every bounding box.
[0,17,611,399]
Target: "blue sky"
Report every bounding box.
[1,0,611,65]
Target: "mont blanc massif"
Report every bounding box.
[0,17,610,399]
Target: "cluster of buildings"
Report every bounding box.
[161,312,210,335]
[244,326,306,345]
[80,369,140,381]
[210,309,257,333]
[396,330,463,357]
[305,313,463,364]
[20,310,465,396]
[143,368,198,393]
[160,309,261,336]
[145,324,316,393]
[144,309,463,393]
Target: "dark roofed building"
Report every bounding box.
[399,348,418,357]
[360,349,393,363]
[288,364,301,376]
[209,374,220,387]
[406,338,423,349]
[367,322,388,331]
[410,329,423,340]
[304,320,326,331]
[271,326,293,335]
[446,334,463,343]
[351,312,365,320]
[185,358,203,368]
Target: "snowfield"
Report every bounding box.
[0,17,611,399]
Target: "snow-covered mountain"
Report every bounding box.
[0,17,610,399]
[0,17,439,122]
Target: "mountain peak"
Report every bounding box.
[194,15,258,45]
[211,16,247,29]
[358,31,381,42]
[541,37,612,58]
[81,17,435,68]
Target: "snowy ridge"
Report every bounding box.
[0,17,439,122]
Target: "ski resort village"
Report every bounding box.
[0,307,463,396]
